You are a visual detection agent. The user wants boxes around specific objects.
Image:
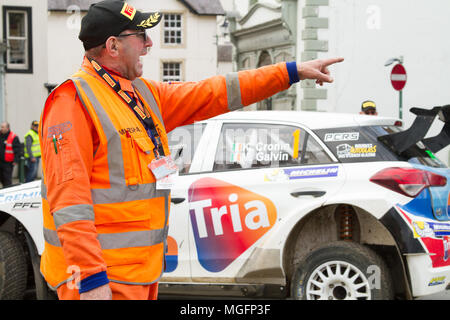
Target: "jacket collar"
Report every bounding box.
[81,56,134,93]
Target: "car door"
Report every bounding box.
[160,122,209,282]
[187,120,346,282]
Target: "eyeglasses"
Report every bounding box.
[117,31,147,42]
[364,110,377,115]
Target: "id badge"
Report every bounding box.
[156,171,178,190]
[148,155,178,180]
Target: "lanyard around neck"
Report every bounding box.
[88,58,165,158]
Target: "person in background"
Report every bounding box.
[24,120,41,182]
[360,100,378,115]
[0,122,21,187]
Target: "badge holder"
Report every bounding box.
[149,155,178,189]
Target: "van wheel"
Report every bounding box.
[291,241,393,300]
[0,231,28,299]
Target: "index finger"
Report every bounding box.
[322,57,344,66]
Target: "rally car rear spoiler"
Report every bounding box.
[378,104,450,155]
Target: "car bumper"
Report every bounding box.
[407,254,450,297]
[380,205,450,297]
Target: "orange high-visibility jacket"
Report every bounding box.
[39,57,292,292]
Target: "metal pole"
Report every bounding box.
[399,89,403,119]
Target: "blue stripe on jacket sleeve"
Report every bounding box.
[286,61,300,85]
[79,271,109,294]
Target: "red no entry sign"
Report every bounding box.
[390,64,407,91]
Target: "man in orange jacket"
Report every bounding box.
[39,0,343,300]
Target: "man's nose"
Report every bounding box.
[145,33,153,47]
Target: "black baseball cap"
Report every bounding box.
[79,0,162,50]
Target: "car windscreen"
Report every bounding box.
[314,126,447,168]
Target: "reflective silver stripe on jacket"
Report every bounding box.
[53,204,95,229]
[41,180,47,200]
[225,72,244,111]
[44,226,168,250]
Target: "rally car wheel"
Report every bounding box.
[0,231,28,300]
[291,241,393,300]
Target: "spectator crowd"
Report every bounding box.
[0,120,41,188]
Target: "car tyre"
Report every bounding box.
[291,241,393,300]
[0,231,28,300]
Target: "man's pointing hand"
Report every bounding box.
[297,57,344,86]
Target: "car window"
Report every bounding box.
[314,126,447,168]
[167,123,205,175]
[213,123,333,172]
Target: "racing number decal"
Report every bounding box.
[292,129,300,159]
[188,178,277,272]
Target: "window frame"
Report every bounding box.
[160,60,184,82]
[161,11,186,48]
[2,6,33,73]
[167,123,207,176]
[209,120,338,173]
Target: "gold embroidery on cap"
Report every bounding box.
[120,3,136,21]
[136,12,160,28]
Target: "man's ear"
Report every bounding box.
[359,111,364,115]
[104,36,120,57]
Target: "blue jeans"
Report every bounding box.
[25,157,40,183]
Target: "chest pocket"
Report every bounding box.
[50,137,74,185]
[122,134,158,185]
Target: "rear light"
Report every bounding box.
[394,120,403,127]
[370,167,447,197]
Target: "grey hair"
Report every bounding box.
[85,43,106,60]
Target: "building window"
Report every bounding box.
[162,62,182,82]
[163,13,182,45]
[2,6,33,73]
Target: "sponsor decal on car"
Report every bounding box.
[413,221,435,238]
[264,166,339,182]
[428,276,446,287]
[412,221,450,238]
[188,178,277,272]
[336,143,377,159]
[396,205,450,268]
[324,132,360,142]
[12,202,41,210]
[283,166,339,180]
[0,190,41,204]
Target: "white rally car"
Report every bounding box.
[0,107,449,300]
